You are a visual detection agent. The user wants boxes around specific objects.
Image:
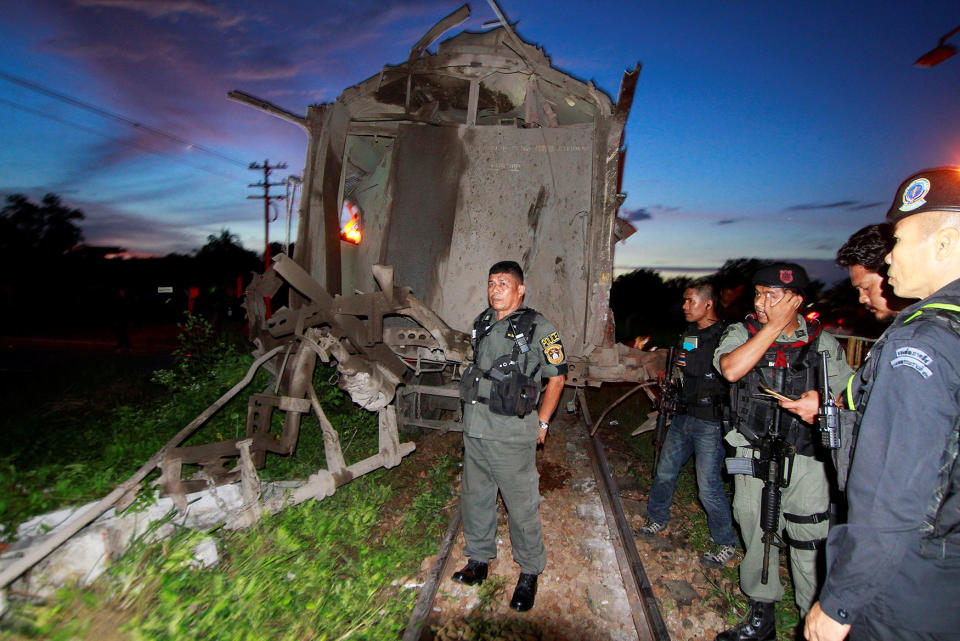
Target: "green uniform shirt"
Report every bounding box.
[463,306,566,443]
[713,315,853,447]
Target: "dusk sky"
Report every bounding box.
[1,1,958,285]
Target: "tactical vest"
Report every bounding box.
[731,316,822,455]
[459,308,542,418]
[679,321,729,420]
[844,303,960,554]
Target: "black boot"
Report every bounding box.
[509,573,538,612]
[715,600,776,641]
[451,559,488,586]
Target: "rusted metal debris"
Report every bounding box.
[1,2,666,598]
[165,0,666,504]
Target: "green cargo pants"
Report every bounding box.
[461,435,546,575]
[732,447,829,614]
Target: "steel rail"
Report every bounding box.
[578,388,671,641]
[405,390,670,641]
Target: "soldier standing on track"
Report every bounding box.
[638,280,739,568]
[805,168,960,641]
[453,260,567,612]
[713,263,853,641]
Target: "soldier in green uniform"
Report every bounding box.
[713,263,853,641]
[453,261,567,612]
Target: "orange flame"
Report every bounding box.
[341,201,361,244]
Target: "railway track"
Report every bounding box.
[403,389,671,641]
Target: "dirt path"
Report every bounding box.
[426,407,638,641]
[419,395,739,641]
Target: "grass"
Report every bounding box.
[8,455,457,640]
[1,314,461,640]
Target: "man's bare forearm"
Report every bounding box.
[719,322,784,382]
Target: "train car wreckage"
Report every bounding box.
[0,3,664,597]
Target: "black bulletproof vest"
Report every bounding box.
[680,321,729,420]
[731,316,821,455]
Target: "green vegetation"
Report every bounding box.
[1,316,255,537]
[1,316,458,640]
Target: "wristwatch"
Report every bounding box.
[539,420,549,430]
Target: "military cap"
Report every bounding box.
[887,167,960,224]
[752,262,809,289]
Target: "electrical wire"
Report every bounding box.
[0,69,250,168]
[0,96,246,182]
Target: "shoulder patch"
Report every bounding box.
[544,343,564,365]
[890,346,933,379]
[540,331,560,348]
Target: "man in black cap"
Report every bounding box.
[805,167,960,641]
[712,262,853,641]
[835,223,910,323]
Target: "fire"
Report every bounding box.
[340,201,362,244]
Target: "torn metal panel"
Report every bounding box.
[2,4,662,597]
[232,6,656,440]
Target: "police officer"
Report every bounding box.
[805,168,960,641]
[713,263,853,641]
[452,261,567,612]
[835,223,910,322]
[639,280,739,568]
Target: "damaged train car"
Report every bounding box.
[0,4,666,597]
[175,5,661,507]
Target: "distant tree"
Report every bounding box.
[610,268,688,343]
[714,258,767,289]
[0,193,84,258]
[194,229,261,282]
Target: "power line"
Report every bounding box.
[0,96,246,182]
[0,69,251,168]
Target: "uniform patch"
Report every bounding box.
[539,332,560,348]
[896,346,932,365]
[890,346,933,378]
[900,177,930,212]
[683,336,698,351]
[544,343,565,365]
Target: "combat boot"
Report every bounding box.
[509,572,538,611]
[715,599,776,641]
[451,559,488,586]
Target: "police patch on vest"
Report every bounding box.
[540,331,560,348]
[545,343,564,364]
[891,347,933,379]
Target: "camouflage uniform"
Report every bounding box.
[461,306,567,574]
[713,316,852,613]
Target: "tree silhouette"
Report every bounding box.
[0,193,84,258]
[194,229,261,284]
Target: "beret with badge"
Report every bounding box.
[887,167,960,224]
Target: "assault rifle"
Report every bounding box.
[726,366,795,584]
[652,347,683,474]
[757,367,794,584]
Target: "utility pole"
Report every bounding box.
[248,159,287,317]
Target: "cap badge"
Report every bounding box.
[780,269,793,284]
[900,177,931,212]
